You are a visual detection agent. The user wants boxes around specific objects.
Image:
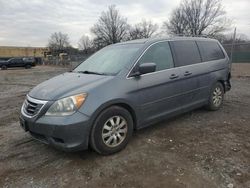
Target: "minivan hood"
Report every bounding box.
[29,72,111,100]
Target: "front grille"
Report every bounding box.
[22,96,47,117]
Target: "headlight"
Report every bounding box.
[45,93,87,116]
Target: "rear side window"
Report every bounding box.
[139,41,174,71]
[197,41,225,61]
[170,40,201,67]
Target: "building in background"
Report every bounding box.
[0,46,49,58]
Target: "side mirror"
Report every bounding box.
[130,63,156,77]
[138,63,156,75]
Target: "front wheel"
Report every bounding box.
[90,106,133,155]
[1,65,7,70]
[206,82,224,111]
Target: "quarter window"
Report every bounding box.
[197,41,225,61]
[138,42,174,71]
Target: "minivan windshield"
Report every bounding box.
[74,44,142,75]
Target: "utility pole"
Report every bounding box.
[230,27,237,63]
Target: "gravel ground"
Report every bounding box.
[0,64,249,188]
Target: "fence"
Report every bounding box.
[43,54,90,68]
[1,42,250,66]
[222,42,250,63]
[50,43,250,66]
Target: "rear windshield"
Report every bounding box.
[74,44,142,75]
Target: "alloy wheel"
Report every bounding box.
[212,87,223,107]
[102,116,128,148]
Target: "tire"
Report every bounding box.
[206,82,224,111]
[1,65,7,70]
[25,64,31,69]
[90,106,133,155]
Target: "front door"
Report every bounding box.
[132,41,184,127]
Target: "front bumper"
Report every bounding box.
[20,111,92,152]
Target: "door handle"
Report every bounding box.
[184,71,192,76]
[169,74,179,79]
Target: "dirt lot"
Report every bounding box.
[0,64,249,188]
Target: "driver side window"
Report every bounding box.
[138,42,174,71]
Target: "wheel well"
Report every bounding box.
[218,80,226,92]
[110,103,137,130]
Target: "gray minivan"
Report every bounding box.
[20,37,231,155]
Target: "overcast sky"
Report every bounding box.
[0,0,249,47]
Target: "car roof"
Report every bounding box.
[114,36,218,46]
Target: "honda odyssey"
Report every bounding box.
[20,37,231,155]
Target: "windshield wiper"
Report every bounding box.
[77,70,105,75]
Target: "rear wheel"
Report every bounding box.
[25,64,31,69]
[206,82,224,111]
[90,106,133,155]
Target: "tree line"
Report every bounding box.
[47,0,247,56]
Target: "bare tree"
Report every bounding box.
[91,5,129,47]
[163,7,189,35]
[48,32,70,55]
[163,0,230,36]
[78,35,92,54]
[129,20,159,40]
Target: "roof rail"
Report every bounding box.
[173,34,209,38]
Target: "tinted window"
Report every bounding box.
[16,59,22,63]
[139,42,174,71]
[170,40,201,66]
[197,41,225,61]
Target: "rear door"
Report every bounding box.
[131,41,184,127]
[170,40,204,108]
